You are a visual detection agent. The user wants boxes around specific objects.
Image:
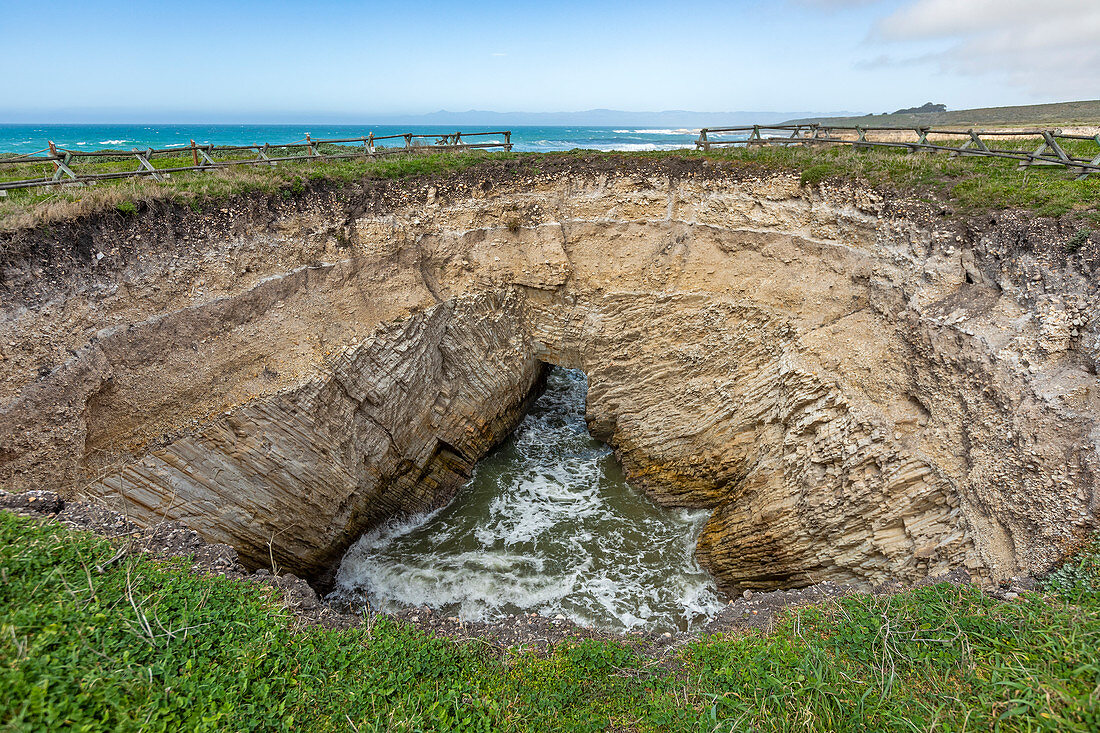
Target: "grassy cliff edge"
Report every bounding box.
[2,511,1099,731]
[2,145,1099,235]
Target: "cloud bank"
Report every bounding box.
[874,0,1100,98]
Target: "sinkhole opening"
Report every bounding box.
[328,367,726,632]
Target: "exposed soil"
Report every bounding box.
[3,155,1097,314]
[2,490,1020,656]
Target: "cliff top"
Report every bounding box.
[1,145,1097,235]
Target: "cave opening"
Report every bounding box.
[328,366,725,632]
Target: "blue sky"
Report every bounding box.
[1,0,1097,121]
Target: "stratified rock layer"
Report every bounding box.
[85,292,544,574]
[1,159,1097,585]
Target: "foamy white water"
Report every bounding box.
[0,124,715,155]
[330,368,725,632]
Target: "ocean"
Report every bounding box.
[0,124,712,155]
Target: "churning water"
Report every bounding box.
[331,368,725,632]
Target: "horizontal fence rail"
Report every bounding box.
[0,130,513,191]
[696,125,1100,179]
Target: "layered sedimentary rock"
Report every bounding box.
[1,159,1097,586]
[86,292,544,574]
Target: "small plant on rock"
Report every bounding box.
[1065,229,1091,253]
[1043,532,1100,602]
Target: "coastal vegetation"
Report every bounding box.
[786,99,1100,129]
[1,511,1098,731]
[2,139,1099,232]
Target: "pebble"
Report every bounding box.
[742,590,753,600]
[1003,591,1019,600]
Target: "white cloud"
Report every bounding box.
[873,0,1100,98]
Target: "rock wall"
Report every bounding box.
[85,291,545,575]
[1,158,1096,585]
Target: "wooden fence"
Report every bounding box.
[696,125,1100,179]
[0,130,513,191]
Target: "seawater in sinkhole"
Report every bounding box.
[330,367,725,632]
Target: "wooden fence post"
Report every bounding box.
[1077,134,1100,180]
[133,148,163,181]
[190,139,199,167]
[1041,130,1072,163]
[1020,137,1050,169]
[48,140,61,180]
[47,141,78,182]
[969,130,990,152]
[951,130,978,158]
[195,145,217,167]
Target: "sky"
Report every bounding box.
[1,0,1098,122]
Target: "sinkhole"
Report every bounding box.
[329,367,726,632]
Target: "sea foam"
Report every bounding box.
[331,368,724,632]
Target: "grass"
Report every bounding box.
[2,511,1099,731]
[696,139,1100,221]
[0,148,516,231]
[1,137,1099,233]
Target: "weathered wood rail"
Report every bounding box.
[0,130,513,191]
[696,125,1100,179]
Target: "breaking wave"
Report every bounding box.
[331,368,724,632]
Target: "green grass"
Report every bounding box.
[0,149,519,231]
[696,140,1100,220]
[3,140,1099,234]
[2,512,1099,731]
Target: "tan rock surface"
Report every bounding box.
[1,160,1096,585]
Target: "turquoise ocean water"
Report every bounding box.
[0,124,712,155]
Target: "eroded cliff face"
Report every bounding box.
[1,158,1097,587]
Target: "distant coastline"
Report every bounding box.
[0,108,857,128]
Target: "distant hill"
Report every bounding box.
[891,102,947,115]
[784,100,1100,129]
